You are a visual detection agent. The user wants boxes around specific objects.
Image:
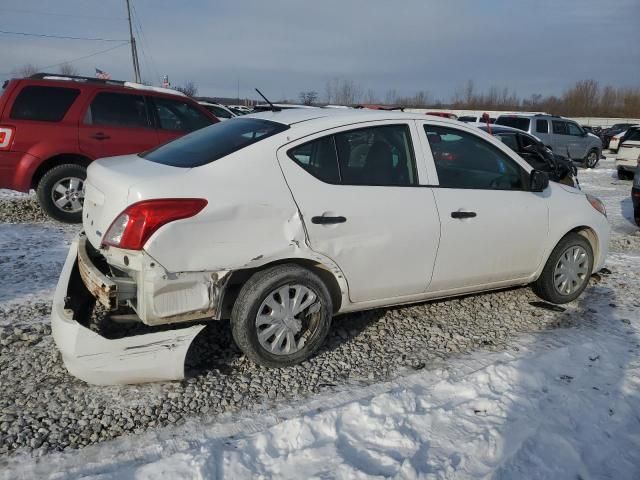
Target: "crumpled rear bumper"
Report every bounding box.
[51,239,205,385]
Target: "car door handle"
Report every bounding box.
[311,215,347,225]
[451,211,476,219]
[90,132,110,140]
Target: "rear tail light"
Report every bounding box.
[0,126,15,150]
[102,198,208,250]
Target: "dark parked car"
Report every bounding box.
[602,123,636,149]
[478,125,578,188]
[0,73,218,222]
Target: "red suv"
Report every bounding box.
[0,73,219,222]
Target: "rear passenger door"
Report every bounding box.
[418,122,548,292]
[550,120,571,156]
[278,122,441,303]
[78,91,159,159]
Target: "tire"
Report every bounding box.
[36,164,87,223]
[583,149,599,169]
[617,168,633,180]
[533,233,594,304]
[231,264,333,368]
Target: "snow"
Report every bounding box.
[3,155,640,479]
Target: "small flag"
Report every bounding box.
[95,68,111,80]
[161,75,170,88]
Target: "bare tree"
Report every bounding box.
[299,91,318,105]
[58,63,79,76]
[325,78,362,105]
[175,81,198,97]
[13,63,39,77]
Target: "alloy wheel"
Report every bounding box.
[51,177,85,213]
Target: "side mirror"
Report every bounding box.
[530,170,549,192]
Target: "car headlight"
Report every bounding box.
[586,194,606,217]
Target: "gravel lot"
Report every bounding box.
[0,156,638,461]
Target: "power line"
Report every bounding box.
[0,42,130,76]
[0,30,127,42]
[0,8,125,20]
[131,2,161,85]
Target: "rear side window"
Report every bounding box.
[424,125,525,190]
[288,124,417,186]
[88,92,150,128]
[143,118,288,167]
[552,121,568,135]
[536,119,548,133]
[10,86,79,122]
[202,104,232,119]
[495,116,530,132]
[153,97,213,132]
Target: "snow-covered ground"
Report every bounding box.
[2,156,640,479]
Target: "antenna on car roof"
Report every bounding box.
[255,88,281,112]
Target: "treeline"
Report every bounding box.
[311,78,640,118]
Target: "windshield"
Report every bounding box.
[495,116,531,132]
[142,118,289,167]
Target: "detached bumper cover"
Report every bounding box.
[51,239,205,385]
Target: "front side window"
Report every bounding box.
[288,124,417,186]
[536,119,548,134]
[424,125,526,190]
[494,133,519,152]
[154,97,213,132]
[552,121,568,135]
[88,92,150,128]
[11,86,80,122]
[623,129,640,142]
[143,118,288,167]
[567,123,584,136]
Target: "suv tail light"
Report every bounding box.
[102,198,208,250]
[0,126,15,150]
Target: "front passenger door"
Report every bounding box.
[420,124,549,293]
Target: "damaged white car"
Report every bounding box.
[52,109,610,384]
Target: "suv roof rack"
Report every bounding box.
[28,73,186,97]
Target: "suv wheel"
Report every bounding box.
[583,149,599,169]
[36,164,87,223]
[231,264,332,368]
[532,233,594,304]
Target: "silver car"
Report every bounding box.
[495,114,602,168]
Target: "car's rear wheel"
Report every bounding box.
[231,264,332,367]
[36,164,86,223]
[533,233,594,304]
[583,149,599,169]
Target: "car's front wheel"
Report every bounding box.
[533,233,594,304]
[583,149,599,169]
[36,164,87,223]
[231,264,333,367]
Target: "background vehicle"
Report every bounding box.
[602,123,636,149]
[197,101,237,121]
[633,171,640,226]
[615,126,640,179]
[495,114,602,168]
[425,111,458,119]
[51,110,609,384]
[477,125,578,187]
[0,73,218,222]
[458,115,496,123]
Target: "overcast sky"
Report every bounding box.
[1,0,638,102]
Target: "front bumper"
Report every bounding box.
[51,238,206,385]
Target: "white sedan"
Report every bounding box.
[52,109,610,384]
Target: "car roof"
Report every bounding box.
[246,108,463,129]
[476,124,543,141]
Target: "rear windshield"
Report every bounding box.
[495,116,531,132]
[142,117,289,167]
[10,86,80,122]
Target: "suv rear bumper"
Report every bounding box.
[51,237,206,385]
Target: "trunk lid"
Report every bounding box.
[83,154,190,248]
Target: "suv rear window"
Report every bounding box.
[142,118,288,167]
[10,86,80,122]
[495,116,530,132]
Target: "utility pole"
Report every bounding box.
[125,0,141,83]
